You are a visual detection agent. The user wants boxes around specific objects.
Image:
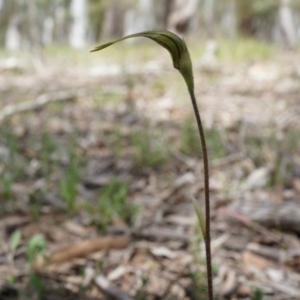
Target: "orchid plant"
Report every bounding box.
[91,30,213,300]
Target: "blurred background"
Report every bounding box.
[1,0,300,49]
[1,1,300,300]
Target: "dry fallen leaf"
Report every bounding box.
[242,250,274,273]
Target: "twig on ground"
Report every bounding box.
[0,90,84,123]
[34,235,130,270]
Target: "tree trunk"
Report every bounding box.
[279,0,297,49]
[124,0,155,36]
[42,17,54,45]
[5,15,21,50]
[0,0,15,47]
[153,0,173,29]
[203,0,215,36]
[219,0,236,38]
[234,0,256,36]
[69,0,88,48]
[167,0,199,34]
[27,0,41,50]
[102,0,126,38]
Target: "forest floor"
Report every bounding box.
[0,39,300,300]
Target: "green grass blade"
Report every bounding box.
[190,192,206,240]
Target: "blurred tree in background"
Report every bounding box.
[0,0,300,49]
[234,0,277,37]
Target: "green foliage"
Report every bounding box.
[88,179,139,230]
[234,0,277,36]
[251,287,265,300]
[28,273,44,300]
[180,117,200,156]
[180,117,226,159]
[9,230,22,252]
[190,193,206,240]
[252,0,277,17]
[0,128,23,206]
[188,224,208,300]
[26,234,46,299]
[190,270,208,300]
[60,152,79,213]
[26,234,46,264]
[244,127,300,187]
[109,123,169,171]
[41,132,58,180]
[206,129,227,160]
[130,127,168,170]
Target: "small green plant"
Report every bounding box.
[251,287,265,300]
[1,176,14,202]
[110,123,168,170]
[91,29,213,299]
[7,230,22,270]
[89,179,138,231]
[26,234,46,299]
[10,230,22,253]
[243,127,300,188]
[130,126,168,170]
[110,126,124,158]
[60,152,79,213]
[206,129,227,160]
[180,116,200,156]
[27,190,39,220]
[189,225,208,300]
[40,132,58,181]
[190,270,208,300]
[135,276,149,300]
[180,117,226,159]
[0,129,22,205]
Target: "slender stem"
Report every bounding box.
[189,89,213,300]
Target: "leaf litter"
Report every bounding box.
[0,51,300,299]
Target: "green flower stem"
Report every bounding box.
[189,89,213,300]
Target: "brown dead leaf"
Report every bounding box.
[34,235,130,271]
[242,250,274,273]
